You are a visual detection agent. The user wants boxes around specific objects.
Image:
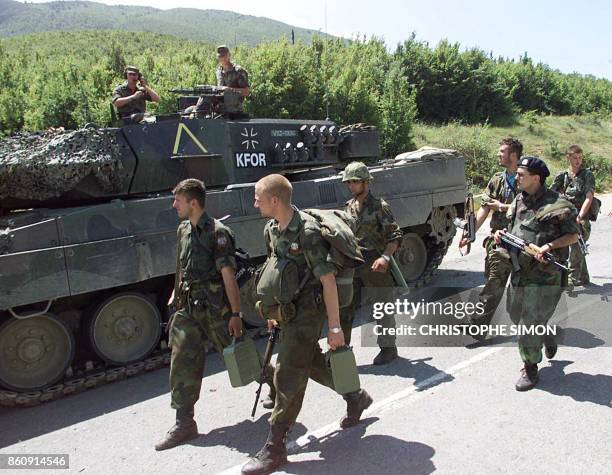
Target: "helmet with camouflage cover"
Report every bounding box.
[342,161,373,182]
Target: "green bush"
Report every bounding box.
[583,153,612,192]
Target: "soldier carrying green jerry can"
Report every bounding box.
[155,179,276,451]
[242,174,372,475]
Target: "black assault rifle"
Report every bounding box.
[251,326,280,418]
[499,232,569,273]
[453,193,476,255]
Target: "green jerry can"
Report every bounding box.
[327,346,361,395]
[223,337,262,387]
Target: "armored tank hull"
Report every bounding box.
[0,112,465,403]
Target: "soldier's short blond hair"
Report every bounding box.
[256,174,292,205]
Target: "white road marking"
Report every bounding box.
[217,346,503,474]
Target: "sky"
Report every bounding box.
[17,0,612,80]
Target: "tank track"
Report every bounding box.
[0,327,266,408]
[411,235,454,288]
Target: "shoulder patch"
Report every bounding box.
[215,232,229,250]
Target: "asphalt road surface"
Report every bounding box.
[1,195,610,475]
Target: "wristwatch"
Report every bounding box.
[329,327,342,334]
[382,254,391,262]
[231,312,243,319]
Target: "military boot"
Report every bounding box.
[544,338,558,359]
[372,346,398,365]
[241,423,290,475]
[515,363,538,392]
[340,389,373,429]
[155,407,198,451]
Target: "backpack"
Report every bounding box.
[299,208,364,308]
[256,208,363,309]
[234,247,256,288]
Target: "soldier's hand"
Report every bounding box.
[267,320,278,333]
[328,329,345,350]
[488,199,503,213]
[133,90,145,100]
[139,76,148,87]
[459,236,470,248]
[493,229,506,245]
[228,316,243,337]
[535,243,552,263]
[372,257,389,273]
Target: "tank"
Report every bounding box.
[0,88,466,403]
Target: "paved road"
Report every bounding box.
[1,195,610,475]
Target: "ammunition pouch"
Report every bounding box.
[255,300,296,323]
[180,280,209,312]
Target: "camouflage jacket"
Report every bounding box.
[174,212,236,311]
[344,192,402,258]
[216,63,249,89]
[482,171,518,231]
[216,63,249,111]
[111,82,152,118]
[263,209,336,291]
[506,186,579,278]
[550,167,595,210]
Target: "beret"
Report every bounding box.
[518,156,550,178]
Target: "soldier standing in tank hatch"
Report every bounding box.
[493,157,579,391]
[155,179,275,451]
[112,66,160,123]
[459,138,521,339]
[550,144,596,288]
[215,45,250,110]
[340,161,403,365]
[242,174,372,474]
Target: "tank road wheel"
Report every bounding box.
[88,292,162,365]
[0,314,75,391]
[395,233,428,283]
[428,205,458,245]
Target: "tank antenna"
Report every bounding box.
[324,0,330,121]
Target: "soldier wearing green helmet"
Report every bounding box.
[341,161,403,365]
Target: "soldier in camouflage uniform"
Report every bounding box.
[459,138,521,338]
[112,66,160,122]
[155,179,274,451]
[551,145,596,287]
[242,174,372,475]
[494,157,580,391]
[340,161,403,365]
[215,45,250,111]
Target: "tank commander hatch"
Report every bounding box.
[112,66,160,124]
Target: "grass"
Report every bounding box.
[413,114,612,193]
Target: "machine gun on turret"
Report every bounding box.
[168,84,244,118]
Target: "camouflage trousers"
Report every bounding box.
[568,220,591,286]
[169,305,274,410]
[471,236,512,325]
[340,260,396,348]
[270,288,337,426]
[168,304,232,410]
[507,267,562,365]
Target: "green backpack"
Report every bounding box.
[256,209,363,308]
[299,208,364,308]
